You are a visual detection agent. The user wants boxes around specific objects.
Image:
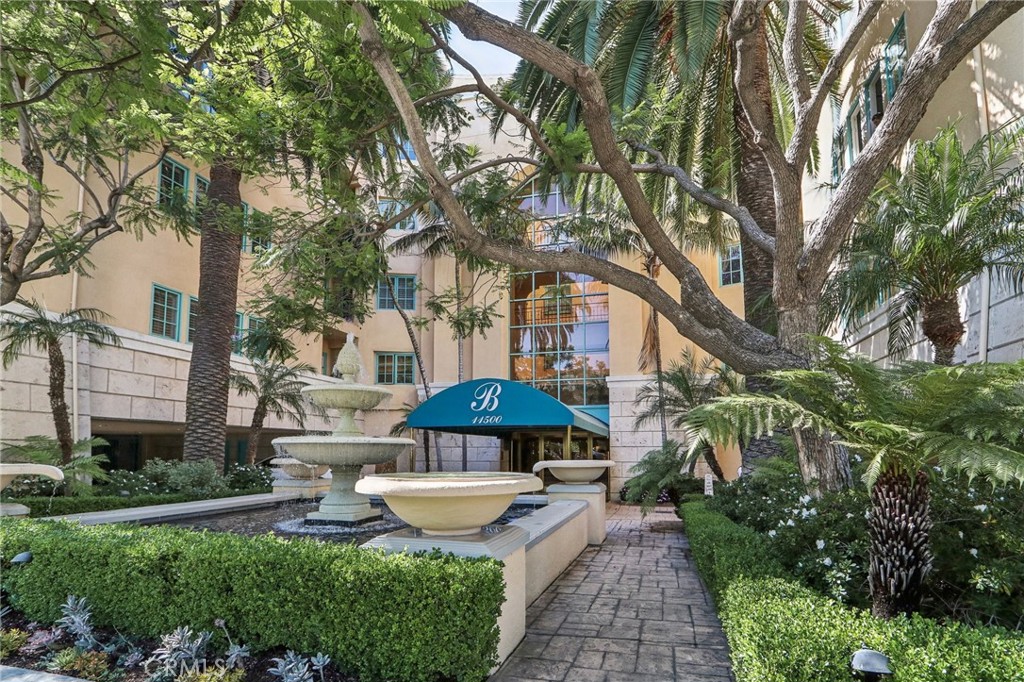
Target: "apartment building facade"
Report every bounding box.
[809,1,1024,364]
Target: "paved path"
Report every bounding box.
[492,504,733,682]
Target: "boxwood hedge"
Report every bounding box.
[4,489,271,517]
[0,520,505,682]
[679,502,1024,682]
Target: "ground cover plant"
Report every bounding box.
[0,520,504,682]
[679,502,1024,681]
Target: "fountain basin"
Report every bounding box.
[355,473,543,536]
[270,457,329,480]
[301,384,392,411]
[533,460,615,485]
[271,437,411,467]
[1,463,64,517]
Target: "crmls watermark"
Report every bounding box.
[143,659,235,676]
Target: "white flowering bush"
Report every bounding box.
[706,458,1024,629]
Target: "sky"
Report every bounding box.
[447,1,523,76]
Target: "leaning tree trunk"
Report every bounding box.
[245,402,267,465]
[456,264,466,472]
[183,162,243,470]
[46,339,74,466]
[385,278,438,472]
[868,469,934,619]
[700,441,726,482]
[922,295,964,366]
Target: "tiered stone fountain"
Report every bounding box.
[272,338,414,525]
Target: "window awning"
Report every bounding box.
[406,378,609,438]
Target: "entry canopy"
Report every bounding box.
[406,378,609,438]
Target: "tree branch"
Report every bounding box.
[788,0,883,165]
[783,0,811,105]
[802,0,1024,289]
[624,140,776,256]
[0,51,142,110]
[439,3,768,350]
[421,21,558,160]
[356,2,800,374]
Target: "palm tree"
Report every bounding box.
[685,339,1024,618]
[504,0,839,335]
[825,124,1024,365]
[633,348,742,480]
[1,299,121,464]
[229,360,322,465]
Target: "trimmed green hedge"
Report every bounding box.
[3,488,272,517]
[0,520,505,682]
[679,502,1024,682]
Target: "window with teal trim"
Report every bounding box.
[378,198,416,230]
[187,296,199,343]
[884,16,908,99]
[159,159,189,207]
[719,244,743,286]
[377,274,416,310]
[239,202,250,252]
[376,352,415,384]
[194,175,209,202]
[246,209,273,254]
[151,286,181,340]
[232,312,244,354]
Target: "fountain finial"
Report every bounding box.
[335,335,361,383]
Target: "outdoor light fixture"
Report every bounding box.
[10,551,32,565]
[851,644,893,680]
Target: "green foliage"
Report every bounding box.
[686,340,1024,487]
[823,123,1024,358]
[0,521,505,682]
[679,503,1024,682]
[1,436,110,496]
[708,465,1024,628]
[0,628,29,658]
[224,464,274,491]
[623,440,701,515]
[6,490,270,518]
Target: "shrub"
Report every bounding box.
[0,520,505,682]
[1,628,29,658]
[679,502,1024,682]
[100,470,160,497]
[224,464,273,491]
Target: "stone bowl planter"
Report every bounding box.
[270,457,329,480]
[532,460,615,484]
[0,463,64,517]
[355,472,543,536]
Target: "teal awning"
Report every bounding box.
[406,378,609,438]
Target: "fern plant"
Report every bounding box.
[685,338,1024,619]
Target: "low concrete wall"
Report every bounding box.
[510,500,589,605]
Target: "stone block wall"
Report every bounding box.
[1,323,334,445]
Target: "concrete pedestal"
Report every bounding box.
[272,478,332,499]
[548,483,607,545]
[363,525,529,670]
[307,465,381,524]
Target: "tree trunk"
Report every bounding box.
[456,264,466,472]
[384,278,436,473]
[733,21,783,472]
[779,303,853,494]
[869,469,933,619]
[922,295,963,366]
[246,403,267,465]
[701,441,725,482]
[46,339,74,466]
[182,162,243,470]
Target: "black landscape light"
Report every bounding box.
[10,551,32,565]
[851,644,893,680]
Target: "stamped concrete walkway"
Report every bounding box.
[492,504,733,682]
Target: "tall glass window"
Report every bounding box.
[151,285,181,340]
[158,159,189,207]
[719,244,743,286]
[377,274,416,310]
